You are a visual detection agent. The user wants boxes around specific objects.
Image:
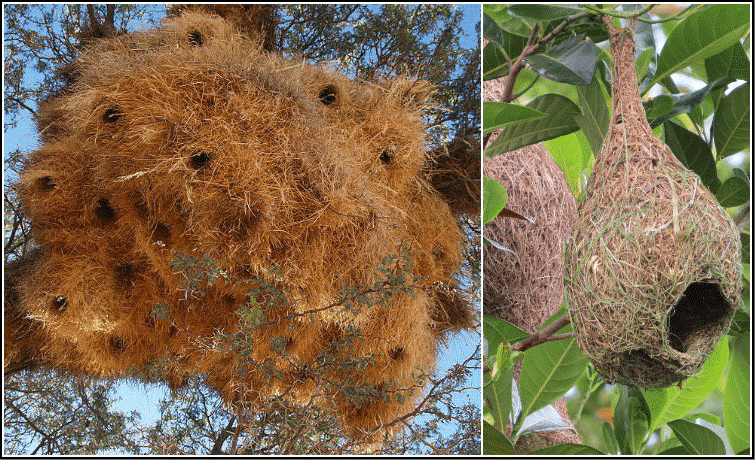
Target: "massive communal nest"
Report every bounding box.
[5,11,474,439]
[564,17,742,388]
[483,144,577,332]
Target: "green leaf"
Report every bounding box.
[525,35,597,85]
[483,178,507,224]
[649,4,751,92]
[663,121,721,193]
[483,12,528,75]
[716,176,750,208]
[483,43,510,81]
[658,445,691,455]
[543,131,591,196]
[483,4,531,37]
[528,443,605,455]
[507,4,583,21]
[705,41,751,83]
[574,75,609,157]
[741,232,750,265]
[486,94,581,156]
[483,420,516,454]
[635,47,654,83]
[668,419,727,455]
[483,102,546,134]
[713,82,750,159]
[484,340,515,430]
[518,330,587,421]
[484,316,530,349]
[644,95,674,125]
[602,421,619,454]
[724,332,750,454]
[645,78,731,129]
[728,309,750,337]
[614,385,651,455]
[643,338,729,432]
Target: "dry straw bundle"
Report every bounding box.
[8,11,473,437]
[483,144,578,331]
[565,17,742,388]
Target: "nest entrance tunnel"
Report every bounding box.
[667,281,732,353]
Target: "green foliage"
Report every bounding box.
[482,177,508,224]
[483,4,750,454]
[168,251,229,296]
[486,94,582,155]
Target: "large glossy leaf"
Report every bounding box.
[483,4,531,37]
[728,309,750,337]
[602,421,619,454]
[507,4,583,21]
[483,316,530,350]
[716,176,750,208]
[614,385,651,455]
[529,443,605,455]
[518,329,587,421]
[543,131,592,196]
[525,35,597,85]
[486,94,581,156]
[484,342,515,430]
[645,78,731,128]
[668,419,727,455]
[663,121,721,193]
[483,43,510,81]
[713,82,750,159]
[483,11,528,61]
[648,4,751,92]
[483,178,507,224]
[705,41,751,83]
[643,338,729,432]
[574,75,609,156]
[483,420,516,454]
[724,332,750,454]
[483,102,546,134]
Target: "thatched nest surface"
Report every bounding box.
[565,18,742,388]
[7,11,474,437]
[483,144,577,332]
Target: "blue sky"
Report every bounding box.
[3,4,482,452]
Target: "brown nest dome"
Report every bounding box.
[483,143,577,331]
[7,10,473,438]
[564,18,742,388]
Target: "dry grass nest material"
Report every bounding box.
[7,10,475,438]
[565,18,742,388]
[483,144,577,332]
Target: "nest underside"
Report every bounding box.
[483,143,577,331]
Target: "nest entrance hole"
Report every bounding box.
[36,176,57,191]
[668,282,731,353]
[94,198,117,225]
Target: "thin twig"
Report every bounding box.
[511,314,572,352]
[501,12,591,102]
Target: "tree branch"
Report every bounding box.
[511,314,572,352]
[500,12,591,102]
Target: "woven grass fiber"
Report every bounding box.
[564,17,742,388]
[8,10,474,438]
[483,144,577,331]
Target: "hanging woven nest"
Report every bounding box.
[483,143,577,331]
[565,17,742,388]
